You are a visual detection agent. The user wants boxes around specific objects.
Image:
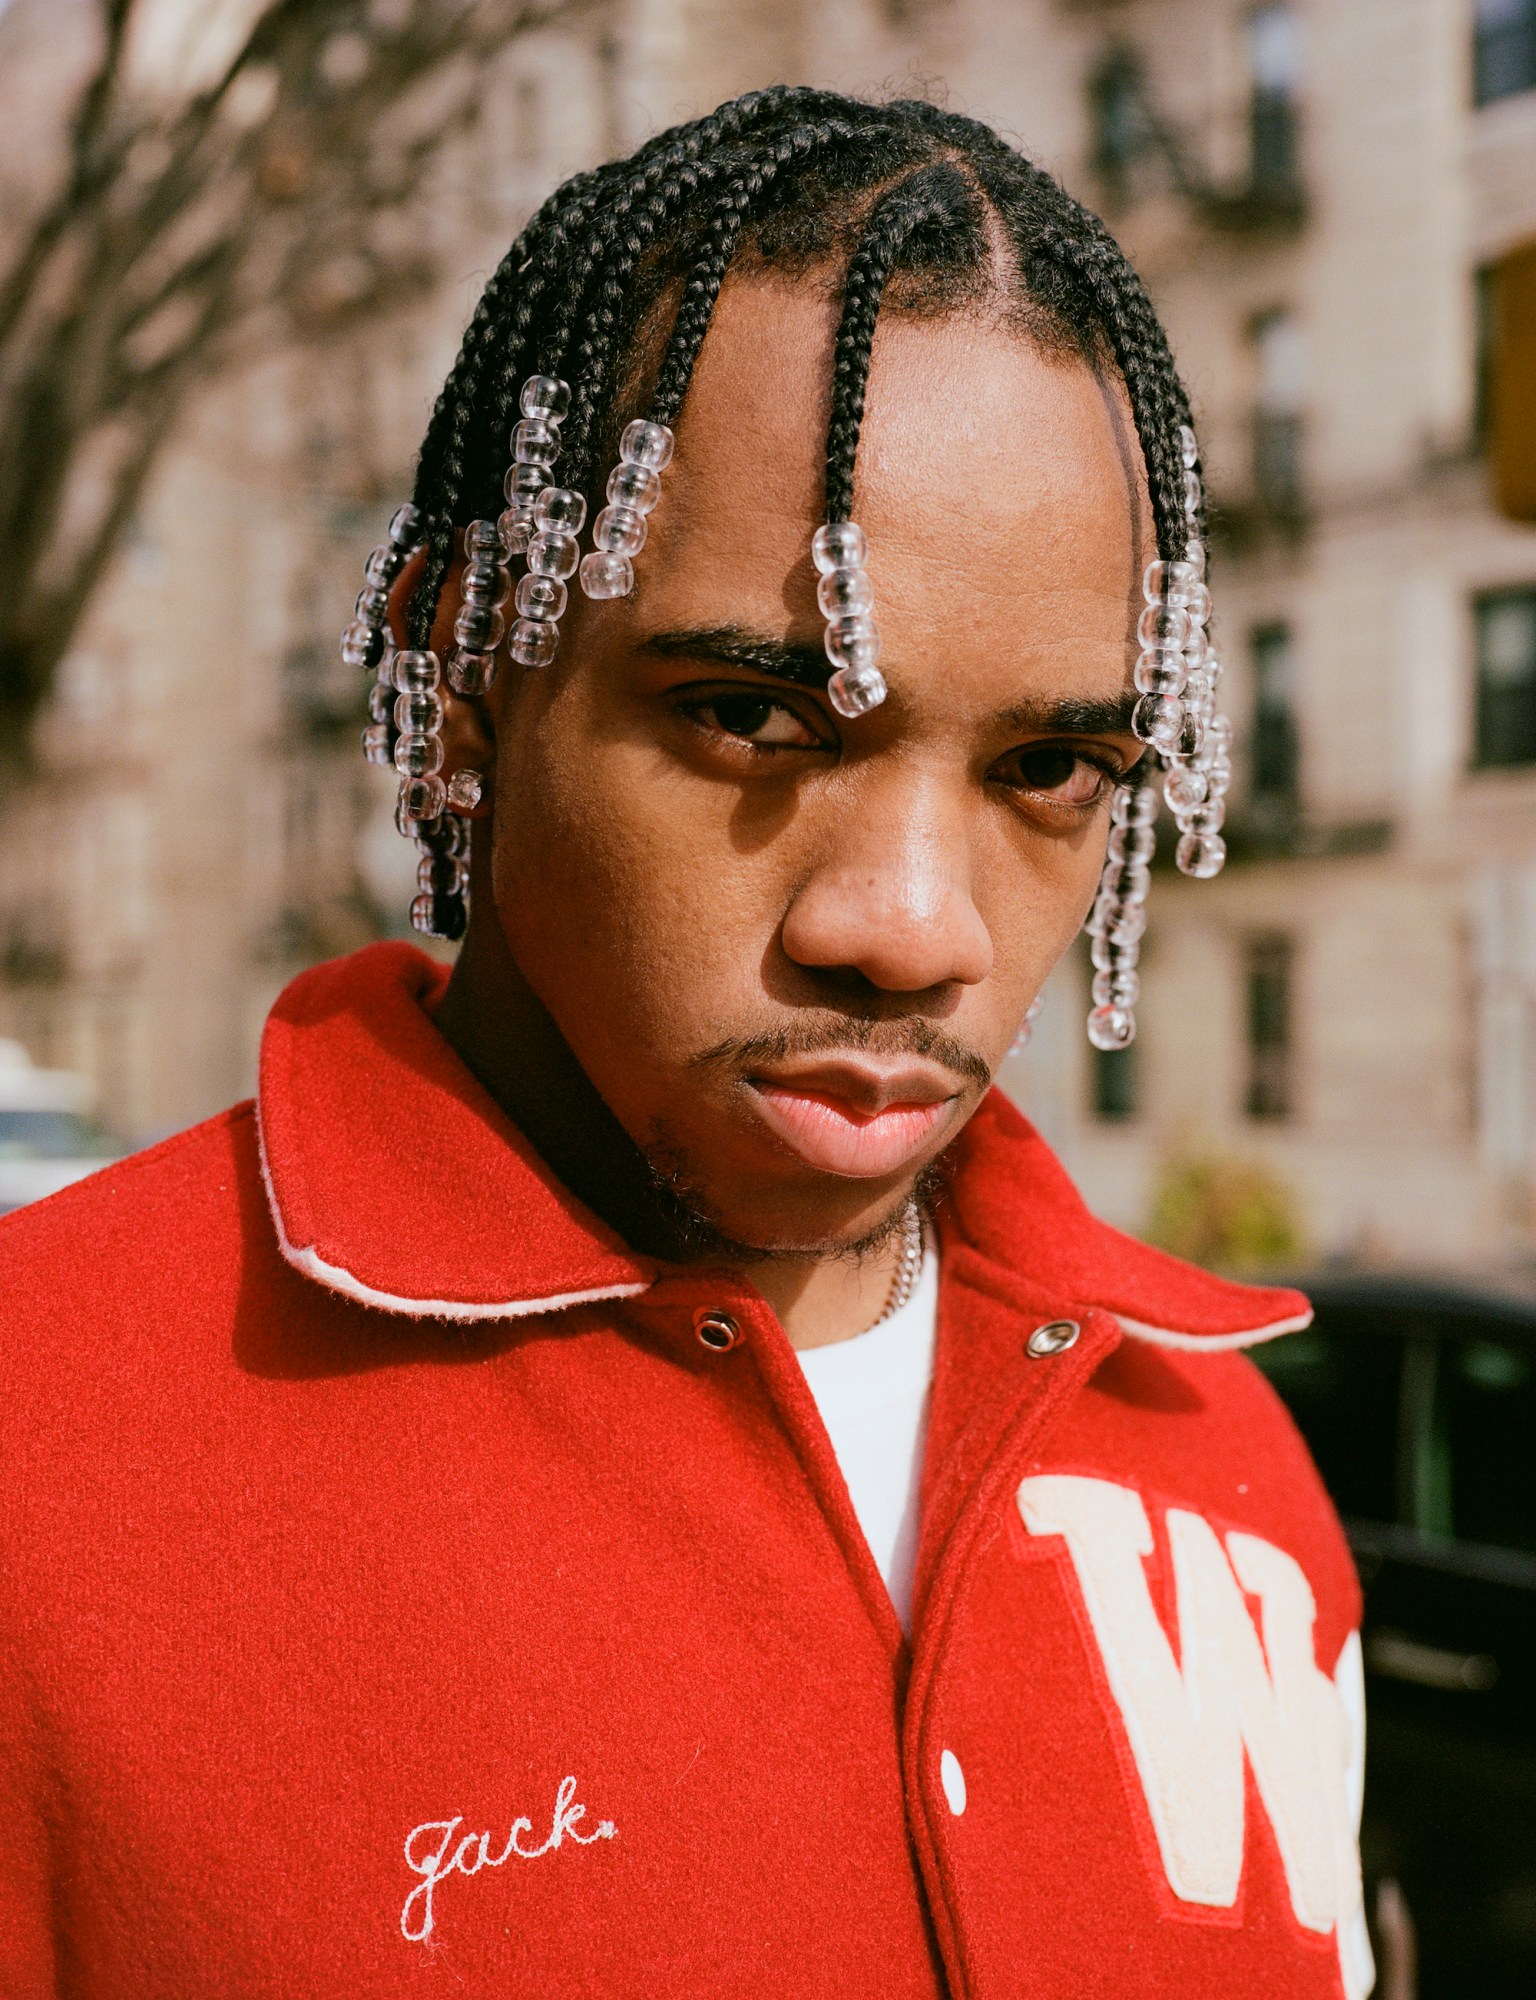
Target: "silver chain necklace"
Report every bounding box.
[874,1202,925,1326]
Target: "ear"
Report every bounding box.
[387,540,496,819]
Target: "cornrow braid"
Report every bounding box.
[824,162,983,525]
[353,85,1232,1034]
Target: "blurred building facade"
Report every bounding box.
[4,0,1536,1268]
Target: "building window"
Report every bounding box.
[1250,310,1306,520]
[1474,587,1536,766]
[1250,622,1301,819]
[1245,5,1302,201]
[1091,1042,1138,1122]
[1246,934,1294,1120]
[1474,0,1536,108]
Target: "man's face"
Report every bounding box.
[476,277,1148,1254]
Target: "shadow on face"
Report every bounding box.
[463,271,1151,1254]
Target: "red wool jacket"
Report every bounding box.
[0,945,1371,1999]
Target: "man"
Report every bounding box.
[0,89,1370,1998]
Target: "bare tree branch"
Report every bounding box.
[0,0,600,740]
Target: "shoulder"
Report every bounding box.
[0,1101,268,1386]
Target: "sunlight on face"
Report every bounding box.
[476,275,1150,1252]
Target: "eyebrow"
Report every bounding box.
[641,624,831,691]
[641,623,1140,738]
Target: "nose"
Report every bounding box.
[779,769,994,994]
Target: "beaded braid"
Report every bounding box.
[813,163,984,717]
[344,87,1234,1041]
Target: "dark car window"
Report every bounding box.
[1251,1312,1402,1523]
[1430,1334,1536,1556]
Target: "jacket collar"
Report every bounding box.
[257,943,1309,1348]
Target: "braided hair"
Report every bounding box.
[354,87,1224,1046]
[404,85,1201,648]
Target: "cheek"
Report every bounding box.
[487,715,774,1072]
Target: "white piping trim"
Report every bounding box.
[254,1101,650,1324]
[1115,1309,1313,1352]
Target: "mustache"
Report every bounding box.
[689,1015,994,1093]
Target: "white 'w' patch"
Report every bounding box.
[1017,1475,1374,2000]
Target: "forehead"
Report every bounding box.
[633,273,1151,691]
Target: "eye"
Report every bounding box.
[685,692,823,749]
[997,742,1118,807]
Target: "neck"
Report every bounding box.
[433,920,908,1350]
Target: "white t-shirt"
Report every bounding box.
[795,1248,939,1632]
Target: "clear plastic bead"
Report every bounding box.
[505,463,546,505]
[416,812,467,855]
[394,690,442,735]
[1182,468,1203,518]
[593,505,646,556]
[1207,714,1234,754]
[534,488,587,536]
[399,773,447,822]
[1177,709,1206,759]
[579,551,633,599]
[1089,928,1115,970]
[510,619,560,667]
[528,532,580,580]
[1107,900,1147,947]
[388,503,422,547]
[823,614,880,672]
[445,768,483,813]
[620,419,674,471]
[1179,423,1198,469]
[455,604,504,654]
[513,418,559,466]
[1107,822,1156,865]
[1185,537,1206,578]
[392,649,440,693]
[1135,652,1185,697]
[464,519,502,560]
[817,567,874,618]
[1177,831,1226,878]
[1087,1004,1136,1052]
[1182,629,1210,671]
[499,508,533,557]
[1127,787,1158,828]
[409,893,438,936]
[1132,693,1183,753]
[1164,765,1208,812]
[520,374,570,421]
[827,661,888,718]
[361,723,392,766]
[395,731,444,778]
[1183,581,1212,627]
[812,522,866,574]
[607,463,660,514]
[367,681,394,724]
[1118,858,1152,899]
[364,546,396,588]
[355,584,391,623]
[417,853,466,895]
[462,558,509,605]
[516,573,566,621]
[447,649,497,697]
[1185,798,1225,835]
[1092,967,1140,1007]
[341,621,384,671]
[1144,559,1196,607]
[1137,603,1191,650]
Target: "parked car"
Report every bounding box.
[0,1038,120,1215]
[1252,1271,1536,2000]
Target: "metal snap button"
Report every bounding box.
[694,1310,741,1352]
[1027,1318,1080,1358]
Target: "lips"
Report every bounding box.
[745,1061,960,1179]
